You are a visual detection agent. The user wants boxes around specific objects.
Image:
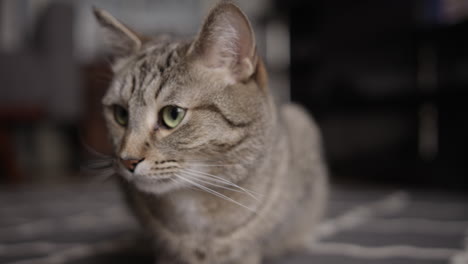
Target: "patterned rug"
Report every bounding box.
[1,183,467,264]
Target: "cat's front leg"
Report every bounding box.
[155,250,261,264]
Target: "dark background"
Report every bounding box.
[1,0,467,189]
[284,0,468,189]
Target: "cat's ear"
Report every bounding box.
[93,7,143,58]
[190,2,257,83]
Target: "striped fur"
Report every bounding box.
[95,2,328,264]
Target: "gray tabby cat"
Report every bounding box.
[94,1,328,263]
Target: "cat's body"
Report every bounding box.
[121,104,327,264]
[94,2,328,263]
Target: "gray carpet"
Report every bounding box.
[1,183,467,264]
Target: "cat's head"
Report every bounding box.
[94,1,274,195]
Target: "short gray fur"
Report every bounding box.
[94,2,328,263]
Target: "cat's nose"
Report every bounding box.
[120,157,144,173]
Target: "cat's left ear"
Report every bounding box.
[190,2,258,83]
[93,7,143,58]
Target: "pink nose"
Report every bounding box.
[120,158,144,172]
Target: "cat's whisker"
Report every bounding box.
[170,175,197,191]
[83,159,114,169]
[185,161,235,164]
[182,168,262,195]
[180,172,252,196]
[183,156,249,164]
[182,168,263,199]
[80,142,117,183]
[96,170,116,182]
[185,163,240,167]
[81,159,115,175]
[181,170,260,201]
[181,168,262,201]
[174,174,256,213]
[88,168,116,183]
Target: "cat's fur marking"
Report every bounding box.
[95,1,328,264]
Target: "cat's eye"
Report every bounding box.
[113,105,128,127]
[160,106,186,129]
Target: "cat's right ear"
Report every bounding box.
[189,2,258,84]
[93,7,142,58]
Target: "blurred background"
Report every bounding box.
[1,0,468,189]
[2,1,468,264]
[0,0,290,184]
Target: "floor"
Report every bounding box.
[1,183,468,264]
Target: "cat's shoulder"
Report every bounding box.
[280,103,322,146]
[280,103,319,131]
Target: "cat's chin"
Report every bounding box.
[132,177,181,195]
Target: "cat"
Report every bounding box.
[93,1,328,263]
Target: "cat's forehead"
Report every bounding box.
[126,41,183,76]
[106,41,189,105]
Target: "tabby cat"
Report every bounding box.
[94,1,328,263]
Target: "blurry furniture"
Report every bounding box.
[0,107,44,182]
[0,3,79,182]
[81,61,113,156]
[0,2,79,122]
[283,0,468,188]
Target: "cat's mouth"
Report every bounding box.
[115,158,181,185]
[137,160,183,186]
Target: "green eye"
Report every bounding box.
[113,105,128,126]
[161,106,186,129]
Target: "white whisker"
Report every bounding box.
[181,169,260,201]
[82,160,114,171]
[185,163,239,167]
[182,168,263,199]
[171,175,200,192]
[89,168,115,183]
[180,172,252,195]
[174,174,256,212]
[81,146,116,184]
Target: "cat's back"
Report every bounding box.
[274,103,328,250]
[280,103,323,162]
